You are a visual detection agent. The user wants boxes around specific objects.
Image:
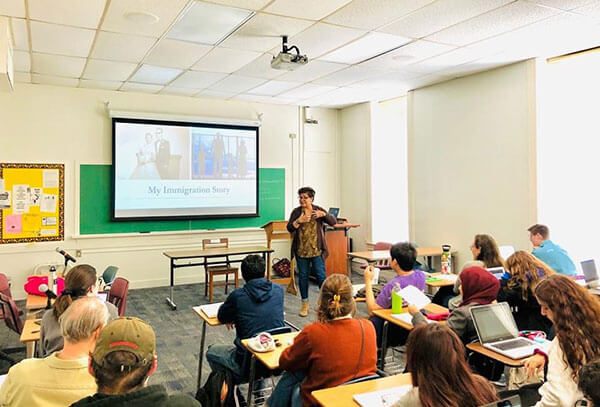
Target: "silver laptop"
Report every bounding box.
[581,260,599,288]
[486,267,506,280]
[470,303,538,359]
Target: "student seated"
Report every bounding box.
[528,223,576,276]
[409,266,500,343]
[40,264,118,357]
[579,360,600,407]
[447,260,485,310]
[363,242,426,345]
[497,251,554,336]
[205,255,284,382]
[71,317,199,407]
[523,275,600,407]
[268,274,377,407]
[0,297,108,407]
[392,323,498,407]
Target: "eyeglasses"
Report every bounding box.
[298,195,311,200]
[575,399,589,407]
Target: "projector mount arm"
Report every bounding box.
[281,36,302,61]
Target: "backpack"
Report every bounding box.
[195,369,238,407]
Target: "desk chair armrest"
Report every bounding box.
[284,320,300,332]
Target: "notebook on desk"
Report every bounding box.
[353,385,412,407]
[471,302,538,359]
[195,302,223,319]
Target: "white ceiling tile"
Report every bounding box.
[160,86,200,96]
[10,18,28,50]
[378,0,513,39]
[14,71,31,83]
[277,60,347,82]
[32,73,79,87]
[349,71,424,91]
[29,0,105,29]
[102,0,189,37]
[196,89,237,99]
[83,59,138,81]
[170,71,228,88]
[405,46,495,74]
[30,21,95,57]
[264,0,353,20]
[166,1,253,45]
[425,1,560,46]
[403,73,453,90]
[324,0,436,30]
[247,80,301,95]
[92,31,156,63]
[80,79,123,90]
[192,47,262,73]
[312,65,387,86]
[13,50,30,72]
[528,0,596,10]
[220,13,313,52]
[208,74,267,93]
[130,64,183,84]
[278,83,336,99]
[234,53,287,79]
[120,82,163,93]
[0,0,25,18]
[203,0,272,11]
[572,1,600,19]
[286,23,366,59]
[32,52,86,77]
[320,32,412,64]
[359,40,456,70]
[146,39,212,69]
[302,86,372,107]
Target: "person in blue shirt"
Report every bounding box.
[528,224,576,276]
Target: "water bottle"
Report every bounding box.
[50,265,57,291]
[391,283,403,314]
[441,245,452,274]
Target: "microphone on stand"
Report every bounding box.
[55,248,76,264]
[38,283,57,309]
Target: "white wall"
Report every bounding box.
[0,83,340,298]
[407,60,537,267]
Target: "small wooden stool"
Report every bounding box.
[203,238,239,302]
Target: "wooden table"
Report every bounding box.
[242,331,299,406]
[20,318,41,358]
[347,247,457,275]
[163,246,274,310]
[425,272,458,288]
[373,304,448,370]
[192,305,222,392]
[312,373,412,407]
[466,342,528,367]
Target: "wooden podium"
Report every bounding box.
[261,221,297,295]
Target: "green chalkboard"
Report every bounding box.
[79,165,285,234]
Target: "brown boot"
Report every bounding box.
[299,302,309,317]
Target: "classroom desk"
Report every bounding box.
[20,318,41,358]
[192,305,221,392]
[242,331,299,406]
[312,373,412,407]
[26,294,52,311]
[425,272,457,288]
[163,246,273,310]
[373,304,448,370]
[466,342,528,367]
[347,247,457,275]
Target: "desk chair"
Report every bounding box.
[290,372,383,407]
[108,277,129,317]
[0,274,10,320]
[203,238,239,302]
[360,242,393,271]
[0,293,25,366]
[99,266,118,291]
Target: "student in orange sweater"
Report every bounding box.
[267,274,377,407]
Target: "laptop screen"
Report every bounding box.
[581,260,598,283]
[486,267,506,279]
[328,207,339,218]
[471,303,519,343]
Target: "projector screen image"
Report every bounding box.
[112,118,258,220]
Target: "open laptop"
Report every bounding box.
[486,267,506,280]
[581,260,599,288]
[470,302,538,359]
[328,207,339,218]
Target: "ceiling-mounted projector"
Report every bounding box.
[271,35,308,71]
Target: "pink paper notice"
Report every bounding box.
[4,215,22,234]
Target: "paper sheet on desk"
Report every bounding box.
[353,385,412,407]
[195,302,223,318]
[437,274,458,282]
[399,285,431,309]
[392,313,434,325]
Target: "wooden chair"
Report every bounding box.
[107,277,129,317]
[203,238,239,302]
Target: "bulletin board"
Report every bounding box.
[0,163,64,243]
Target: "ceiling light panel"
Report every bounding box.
[145,39,212,69]
[324,0,436,30]
[83,59,138,81]
[166,2,253,45]
[264,0,353,21]
[247,80,301,95]
[405,46,491,75]
[208,74,267,93]
[120,82,163,93]
[0,0,25,18]
[91,31,157,63]
[80,79,123,90]
[160,86,200,96]
[285,23,365,59]
[169,71,228,89]
[320,32,412,64]
[30,21,95,57]
[192,47,262,73]
[378,0,513,39]
[205,0,272,10]
[29,0,105,29]
[102,0,189,37]
[277,60,347,82]
[235,53,287,80]
[32,73,79,87]
[425,1,559,47]
[130,64,183,84]
[10,18,28,50]
[12,50,30,72]
[32,52,86,77]
[312,65,387,87]
[358,40,456,71]
[220,13,313,52]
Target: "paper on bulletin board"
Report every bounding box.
[12,184,30,214]
[0,178,4,191]
[0,191,9,209]
[4,214,22,234]
[41,193,57,213]
[29,187,42,206]
[42,216,57,226]
[22,213,41,232]
[40,229,56,236]
[43,169,59,188]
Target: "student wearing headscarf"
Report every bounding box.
[408,266,500,343]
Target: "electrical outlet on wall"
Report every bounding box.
[75,249,82,257]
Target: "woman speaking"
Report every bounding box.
[287,187,336,317]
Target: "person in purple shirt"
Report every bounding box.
[363,242,426,346]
